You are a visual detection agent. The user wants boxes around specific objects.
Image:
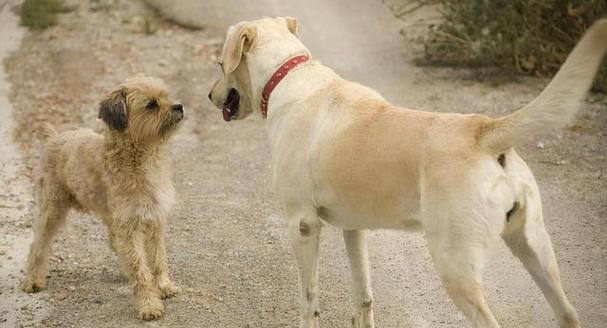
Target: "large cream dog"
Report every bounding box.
[209,17,607,328]
[21,76,183,320]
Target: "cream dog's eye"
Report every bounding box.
[146,100,158,110]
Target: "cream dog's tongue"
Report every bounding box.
[222,108,232,122]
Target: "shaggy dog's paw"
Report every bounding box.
[138,298,165,321]
[21,277,46,293]
[158,282,181,299]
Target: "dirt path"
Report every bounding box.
[1,0,605,327]
[0,2,50,327]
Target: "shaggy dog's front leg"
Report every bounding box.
[113,219,164,321]
[146,223,181,299]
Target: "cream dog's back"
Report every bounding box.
[271,77,501,230]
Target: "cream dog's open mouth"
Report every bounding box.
[222,88,240,122]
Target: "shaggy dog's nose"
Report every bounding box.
[208,91,212,100]
[172,104,184,114]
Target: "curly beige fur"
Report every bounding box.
[21,76,184,321]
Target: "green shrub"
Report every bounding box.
[21,0,69,30]
[421,0,607,92]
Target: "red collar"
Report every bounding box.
[260,54,309,118]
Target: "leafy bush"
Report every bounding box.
[21,0,69,30]
[421,0,607,92]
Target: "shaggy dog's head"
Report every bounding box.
[99,76,184,143]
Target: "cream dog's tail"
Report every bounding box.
[40,122,58,139]
[478,19,607,154]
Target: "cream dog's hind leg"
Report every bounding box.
[426,222,500,328]
[423,182,502,328]
[502,201,579,327]
[289,215,322,328]
[503,213,579,328]
[344,230,374,328]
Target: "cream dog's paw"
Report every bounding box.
[300,314,320,328]
[351,309,374,328]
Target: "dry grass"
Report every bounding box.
[20,0,71,30]
[395,0,607,92]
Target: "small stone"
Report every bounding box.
[536,142,544,149]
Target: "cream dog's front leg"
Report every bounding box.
[344,230,374,328]
[289,215,322,328]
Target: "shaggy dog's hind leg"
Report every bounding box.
[21,180,70,293]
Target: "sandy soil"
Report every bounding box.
[0,0,605,327]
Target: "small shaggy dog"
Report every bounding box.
[21,76,184,320]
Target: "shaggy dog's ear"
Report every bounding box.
[99,89,128,131]
[220,22,256,74]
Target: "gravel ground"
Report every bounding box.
[0,0,605,327]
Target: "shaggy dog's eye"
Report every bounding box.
[146,100,158,110]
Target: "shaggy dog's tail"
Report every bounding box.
[478,19,607,154]
[40,122,58,140]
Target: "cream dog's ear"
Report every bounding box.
[221,23,256,74]
[99,88,128,131]
[283,16,298,37]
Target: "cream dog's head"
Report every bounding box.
[99,76,184,142]
[208,17,306,121]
